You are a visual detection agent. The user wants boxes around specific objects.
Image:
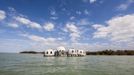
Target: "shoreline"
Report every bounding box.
[19,50,134,55]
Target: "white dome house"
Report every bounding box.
[55,46,67,56]
[77,50,86,56]
[44,49,55,56]
[68,48,78,56]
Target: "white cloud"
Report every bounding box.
[117,4,128,10]
[14,16,42,29]
[22,34,55,43]
[93,24,109,38]
[92,24,104,29]
[15,16,30,24]
[76,11,82,15]
[0,10,6,21]
[89,0,97,4]
[66,23,78,33]
[8,7,16,12]
[84,9,90,15]
[117,0,134,10]
[8,23,19,28]
[65,22,80,42]
[29,22,42,29]
[82,0,97,4]
[20,34,101,51]
[20,34,67,47]
[70,16,75,20]
[43,22,55,31]
[49,8,57,16]
[93,14,134,43]
[50,16,58,20]
[77,18,91,25]
[50,11,56,16]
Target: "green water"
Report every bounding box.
[0,53,134,75]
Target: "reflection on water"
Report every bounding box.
[0,53,134,75]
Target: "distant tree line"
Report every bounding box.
[20,51,44,54]
[86,50,134,55]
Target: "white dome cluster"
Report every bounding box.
[44,46,86,57]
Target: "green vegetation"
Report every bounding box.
[86,50,134,55]
[20,51,44,54]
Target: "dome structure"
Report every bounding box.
[77,50,86,56]
[68,48,77,55]
[44,49,55,56]
[57,46,66,51]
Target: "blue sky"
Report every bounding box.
[0,0,134,52]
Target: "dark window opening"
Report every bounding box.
[46,51,48,54]
[50,51,52,54]
[72,50,74,53]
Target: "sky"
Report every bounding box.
[0,0,134,52]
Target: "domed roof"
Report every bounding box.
[57,46,66,51]
[68,48,75,51]
[68,49,76,52]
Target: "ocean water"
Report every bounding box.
[0,53,134,75]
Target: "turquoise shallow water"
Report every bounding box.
[0,53,134,75]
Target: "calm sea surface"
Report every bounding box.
[0,53,134,75]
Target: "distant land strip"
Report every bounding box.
[20,50,134,55]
